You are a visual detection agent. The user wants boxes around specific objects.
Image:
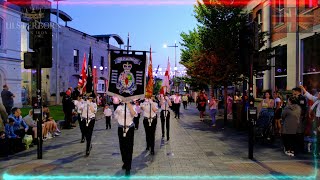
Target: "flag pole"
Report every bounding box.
[123,33,130,137]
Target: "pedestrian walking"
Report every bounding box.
[1,85,15,115]
[209,95,218,127]
[114,101,137,176]
[79,95,97,156]
[196,92,207,121]
[173,92,181,119]
[182,94,188,109]
[133,100,141,130]
[104,104,112,129]
[281,96,301,157]
[74,96,85,143]
[141,97,158,155]
[160,93,172,141]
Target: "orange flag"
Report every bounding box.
[145,46,154,98]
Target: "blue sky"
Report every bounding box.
[56,0,198,70]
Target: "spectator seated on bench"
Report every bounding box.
[23,110,41,144]
[42,105,60,139]
[0,131,8,157]
[5,118,24,154]
[8,107,29,139]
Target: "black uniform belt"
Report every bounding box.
[118,123,134,128]
[82,117,95,120]
[144,117,156,120]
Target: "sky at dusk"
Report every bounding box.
[55,0,198,71]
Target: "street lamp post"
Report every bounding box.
[164,42,178,92]
[53,0,64,104]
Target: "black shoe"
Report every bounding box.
[81,139,85,143]
[150,151,155,155]
[167,137,170,141]
[122,164,126,170]
[162,135,164,138]
[106,127,108,130]
[86,145,92,156]
[125,170,130,176]
[146,147,149,151]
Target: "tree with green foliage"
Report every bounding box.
[180,0,248,124]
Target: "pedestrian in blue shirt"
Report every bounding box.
[8,107,28,139]
[5,118,22,154]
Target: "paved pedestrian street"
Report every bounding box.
[0,104,319,180]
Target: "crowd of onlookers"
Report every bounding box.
[0,84,62,157]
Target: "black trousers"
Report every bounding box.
[160,110,170,139]
[0,139,8,156]
[83,118,95,152]
[174,103,180,118]
[282,134,296,152]
[183,101,188,109]
[296,133,304,154]
[78,114,85,140]
[133,113,140,129]
[64,111,73,128]
[4,105,12,116]
[143,117,157,152]
[14,129,26,139]
[105,116,111,129]
[118,126,134,171]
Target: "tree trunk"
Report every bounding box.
[224,83,228,127]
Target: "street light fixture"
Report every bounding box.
[164,41,179,92]
[53,0,65,104]
[163,41,178,77]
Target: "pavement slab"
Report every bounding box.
[0,104,319,179]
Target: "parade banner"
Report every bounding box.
[107,50,147,102]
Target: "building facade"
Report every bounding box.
[7,0,125,105]
[245,0,320,97]
[0,1,22,107]
[22,19,124,105]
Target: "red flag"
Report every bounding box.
[78,53,87,95]
[145,46,154,98]
[160,57,170,95]
[93,68,98,94]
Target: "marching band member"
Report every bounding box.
[141,97,158,155]
[80,95,97,156]
[73,95,85,143]
[160,93,172,141]
[114,101,137,176]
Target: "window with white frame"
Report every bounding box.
[73,49,79,72]
[97,79,105,93]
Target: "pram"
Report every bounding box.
[255,108,275,143]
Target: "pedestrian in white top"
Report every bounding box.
[141,97,158,155]
[209,95,218,127]
[114,101,137,176]
[173,92,181,119]
[74,96,85,142]
[160,93,172,140]
[104,104,112,129]
[79,96,97,156]
[112,96,120,111]
[133,100,141,130]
